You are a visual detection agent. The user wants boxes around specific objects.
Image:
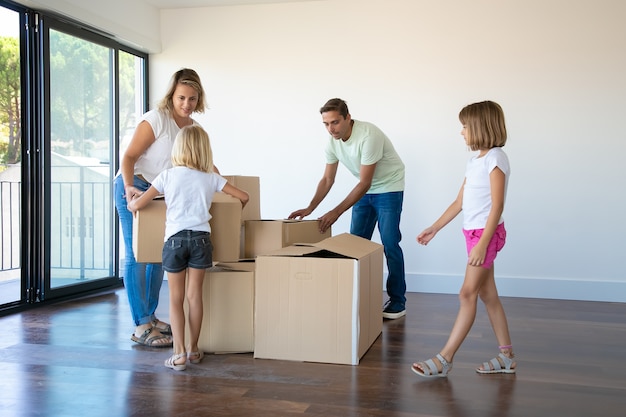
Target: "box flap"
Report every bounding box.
[313,233,382,259]
[262,244,322,257]
[259,233,381,259]
[215,260,256,272]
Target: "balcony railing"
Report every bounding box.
[0,180,20,272]
[1,171,111,278]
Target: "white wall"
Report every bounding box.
[148,0,626,302]
[17,0,624,302]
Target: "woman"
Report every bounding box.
[114,68,209,347]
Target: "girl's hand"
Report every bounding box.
[417,227,437,245]
[126,191,144,213]
[468,242,487,266]
[127,198,138,213]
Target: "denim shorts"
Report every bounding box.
[162,230,213,273]
[462,223,506,269]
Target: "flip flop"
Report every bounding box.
[131,327,172,348]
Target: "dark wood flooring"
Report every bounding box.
[1,284,625,417]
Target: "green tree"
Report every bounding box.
[49,30,111,156]
[0,36,20,164]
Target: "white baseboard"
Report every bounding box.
[399,273,626,303]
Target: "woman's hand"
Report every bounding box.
[124,185,141,201]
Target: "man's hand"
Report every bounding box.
[318,209,340,233]
[288,208,312,220]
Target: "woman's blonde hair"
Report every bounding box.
[171,125,214,173]
[459,101,507,151]
[157,68,207,114]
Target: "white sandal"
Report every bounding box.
[164,352,187,371]
[188,351,205,364]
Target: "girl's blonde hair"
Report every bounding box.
[171,125,214,173]
[157,68,206,114]
[459,101,507,151]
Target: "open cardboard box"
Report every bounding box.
[253,233,383,365]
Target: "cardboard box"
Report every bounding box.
[223,175,261,222]
[254,233,383,365]
[183,261,255,353]
[132,193,242,263]
[243,219,330,258]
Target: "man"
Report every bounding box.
[288,98,407,319]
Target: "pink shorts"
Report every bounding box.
[462,223,506,269]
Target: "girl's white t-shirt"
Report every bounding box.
[151,166,227,241]
[462,147,510,230]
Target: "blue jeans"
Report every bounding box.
[351,191,406,306]
[114,174,164,326]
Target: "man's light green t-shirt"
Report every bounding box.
[325,120,405,194]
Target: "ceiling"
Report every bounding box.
[142,0,314,9]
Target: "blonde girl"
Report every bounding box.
[411,101,515,377]
[128,125,248,370]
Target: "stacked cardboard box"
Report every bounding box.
[132,175,260,263]
[184,261,256,353]
[222,176,260,223]
[243,219,330,258]
[132,193,242,263]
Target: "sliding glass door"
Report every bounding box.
[47,28,115,290]
[0,1,147,309]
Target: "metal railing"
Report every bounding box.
[0,180,20,272]
[1,171,111,277]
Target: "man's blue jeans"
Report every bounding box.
[114,174,164,326]
[350,191,406,306]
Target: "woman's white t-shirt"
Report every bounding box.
[133,109,200,183]
[151,166,227,241]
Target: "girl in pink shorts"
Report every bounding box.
[411,101,516,378]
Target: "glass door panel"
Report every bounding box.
[0,6,21,305]
[48,29,113,289]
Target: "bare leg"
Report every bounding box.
[413,264,490,374]
[167,270,187,366]
[477,266,516,371]
[186,267,205,355]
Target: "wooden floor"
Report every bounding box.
[1,285,625,417]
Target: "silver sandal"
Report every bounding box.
[476,352,516,374]
[411,353,452,378]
